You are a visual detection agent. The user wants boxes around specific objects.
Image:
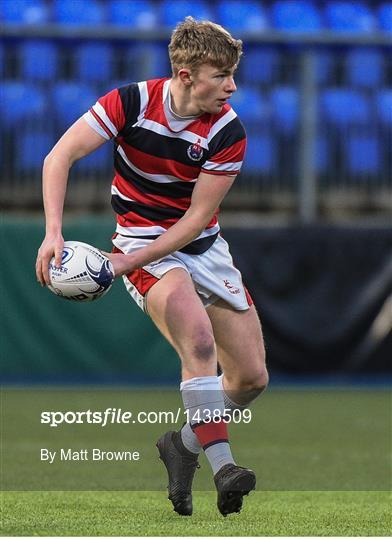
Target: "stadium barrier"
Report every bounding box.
[2,216,391,383]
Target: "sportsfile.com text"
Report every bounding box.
[40,408,252,427]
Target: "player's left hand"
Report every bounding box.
[101,251,136,277]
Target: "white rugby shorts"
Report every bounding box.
[112,234,253,313]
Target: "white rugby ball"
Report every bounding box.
[48,241,114,301]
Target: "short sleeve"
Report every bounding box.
[83,88,126,140]
[202,110,247,176]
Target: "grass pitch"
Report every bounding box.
[1,386,391,536]
[2,490,390,536]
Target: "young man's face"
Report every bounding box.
[189,64,237,115]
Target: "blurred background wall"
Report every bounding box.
[1,0,391,382]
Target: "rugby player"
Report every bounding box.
[36,17,269,517]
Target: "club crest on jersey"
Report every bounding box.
[187,139,204,161]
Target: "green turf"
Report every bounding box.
[1,387,391,535]
[1,490,390,536]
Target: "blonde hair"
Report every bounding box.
[168,16,243,76]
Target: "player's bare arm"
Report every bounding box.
[36,119,106,286]
[106,171,236,277]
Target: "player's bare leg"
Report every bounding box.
[180,298,268,438]
[147,268,213,515]
[206,299,268,404]
[148,269,255,516]
[207,300,267,515]
[178,298,267,515]
[145,268,217,381]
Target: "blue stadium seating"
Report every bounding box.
[345,47,384,88]
[74,144,112,171]
[325,1,377,32]
[19,41,58,82]
[0,1,389,188]
[53,0,106,26]
[18,131,110,173]
[0,0,49,24]
[103,80,133,93]
[229,86,268,125]
[320,88,370,127]
[76,43,113,83]
[52,82,97,129]
[345,134,381,175]
[376,89,392,126]
[279,49,335,85]
[216,0,268,31]
[160,0,213,27]
[240,46,279,85]
[125,43,170,80]
[315,50,335,84]
[108,0,157,28]
[244,132,276,174]
[0,44,4,79]
[18,131,54,171]
[270,86,299,134]
[0,82,47,127]
[315,135,329,173]
[271,1,322,32]
[104,80,131,93]
[378,3,392,32]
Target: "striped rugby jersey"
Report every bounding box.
[83,77,246,254]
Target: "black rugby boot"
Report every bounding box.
[214,463,256,516]
[156,430,200,516]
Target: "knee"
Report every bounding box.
[254,345,269,394]
[254,367,269,394]
[226,366,269,398]
[240,344,269,395]
[241,367,269,395]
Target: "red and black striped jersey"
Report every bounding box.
[83,78,246,254]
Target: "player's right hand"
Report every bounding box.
[36,232,64,287]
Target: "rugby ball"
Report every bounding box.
[48,241,114,301]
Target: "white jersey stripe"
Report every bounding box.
[116,224,168,236]
[117,146,198,184]
[207,108,237,142]
[83,112,110,140]
[135,118,209,149]
[111,184,136,202]
[136,81,148,124]
[115,222,220,239]
[92,101,118,137]
[202,160,243,172]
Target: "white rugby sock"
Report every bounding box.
[181,373,252,454]
[180,422,201,454]
[180,375,235,475]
